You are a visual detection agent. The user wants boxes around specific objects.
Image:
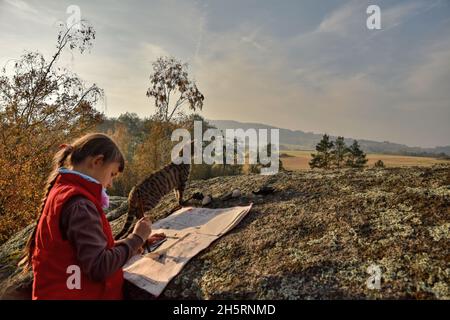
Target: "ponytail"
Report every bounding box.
[19,145,73,271]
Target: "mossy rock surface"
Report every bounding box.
[1,165,449,299]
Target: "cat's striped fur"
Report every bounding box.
[114,160,191,240]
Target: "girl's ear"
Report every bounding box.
[92,155,105,167]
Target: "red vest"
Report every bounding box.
[32,172,124,300]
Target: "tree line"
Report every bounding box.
[309,134,368,169]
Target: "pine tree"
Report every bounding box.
[309,134,334,169]
[331,136,348,168]
[346,140,368,168]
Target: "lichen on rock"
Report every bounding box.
[1,164,449,299]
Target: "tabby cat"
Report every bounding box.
[114,143,193,240]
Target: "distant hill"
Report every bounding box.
[208,120,450,157]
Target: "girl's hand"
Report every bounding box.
[132,217,152,242]
[138,233,167,254]
[146,232,166,245]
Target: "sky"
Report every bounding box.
[0,0,449,147]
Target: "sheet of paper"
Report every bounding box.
[123,204,252,297]
[124,232,217,296]
[152,205,253,236]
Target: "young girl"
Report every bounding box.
[22,133,162,300]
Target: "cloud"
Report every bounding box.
[316,0,363,36]
[191,3,450,147]
[2,0,58,26]
[402,39,450,111]
[240,28,266,51]
[381,0,441,31]
[0,0,448,146]
[138,43,169,63]
[4,0,38,15]
[315,0,437,38]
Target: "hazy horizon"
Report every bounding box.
[1,0,449,148]
[205,118,450,149]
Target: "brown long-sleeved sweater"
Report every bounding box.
[59,195,143,282]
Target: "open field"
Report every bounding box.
[280,150,450,171]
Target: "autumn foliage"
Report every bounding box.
[0,23,103,244]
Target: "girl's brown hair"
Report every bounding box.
[20,133,125,271]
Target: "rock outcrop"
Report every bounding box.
[1,165,449,299]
